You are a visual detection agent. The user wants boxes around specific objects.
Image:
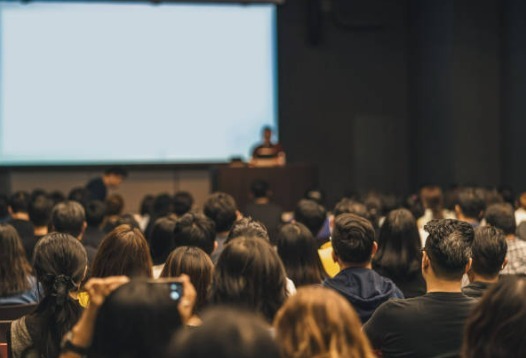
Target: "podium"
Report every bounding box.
[211,164,318,212]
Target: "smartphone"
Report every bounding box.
[147,279,184,302]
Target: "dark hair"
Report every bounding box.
[210,237,288,322]
[250,180,269,198]
[86,200,106,227]
[485,203,516,236]
[204,192,238,233]
[150,217,177,265]
[26,233,87,358]
[470,226,507,278]
[294,199,327,236]
[161,246,214,313]
[226,217,269,244]
[104,166,128,178]
[0,193,8,219]
[104,213,141,233]
[169,307,279,358]
[276,222,328,286]
[104,194,124,216]
[332,214,375,264]
[89,280,181,358]
[173,213,216,255]
[304,188,325,205]
[91,225,153,278]
[68,187,90,208]
[420,186,445,219]
[139,195,155,216]
[51,200,86,238]
[29,195,53,227]
[373,209,422,279]
[457,188,486,220]
[173,191,194,216]
[462,277,526,358]
[333,198,371,221]
[49,191,66,206]
[9,191,30,213]
[0,224,32,296]
[153,193,173,217]
[423,219,474,280]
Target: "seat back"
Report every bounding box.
[0,304,37,321]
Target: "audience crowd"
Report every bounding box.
[1,180,526,357]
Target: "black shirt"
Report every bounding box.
[374,267,427,299]
[363,292,478,358]
[86,177,107,201]
[244,202,283,244]
[462,281,493,299]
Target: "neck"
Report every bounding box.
[470,273,498,284]
[339,261,372,270]
[425,277,462,293]
[506,234,516,241]
[458,215,478,225]
[34,226,48,236]
[11,212,29,221]
[254,197,270,204]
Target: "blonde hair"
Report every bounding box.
[274,286,374,358]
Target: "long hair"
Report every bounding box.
[89,280,183,358]
[462,277,526,358]
[276,222,328,286]
[161,246,213,313]
[373,209,422,279]
[209,236,288,322]
[91,225,153,278]
[420,186,445,219]
[0,224,32,296]
[274,286,374,358]
[25,233,87,358]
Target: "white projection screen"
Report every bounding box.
[0,1,277,165]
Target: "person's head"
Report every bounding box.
[274,286,374,358]
[469,226,507,281]
[170,307,279,358]
[153,193,174,217]
[294,199,327,237]
[276,222,327,286]
[90,280,182,358]
[226,217,269,244]
[105,213,141,232]
[420,185,445,219]
[102,166,128,188]
[455,187,486,222]
[203,192,238,234]
[262,126,272,143]
[173,191,194,217]
[210,236,288,322]
[68,187,90,208]
[8,190,30,214]
[519,192,526,210]
[485,203,516,236]
[462,277,526,358]
[304,188,325,205]
[85,200,106,227]
[332,213,376,266]
[51,200,86,239]
[91,225,153,278]
[423,219,474,281]
[29,194,53,228]
[250,179,270,199]
[373,208,422,278]
[139,194,155,216]
[161,246,214,313]
[333,198,372,221]
[0,223,32,296]
[27,232,88,357]
[49,190,66,206]
[173,213,216,255]
[150,217,177,265]
[104,193,124,216]
[0,193,9,219]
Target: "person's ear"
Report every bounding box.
[7,206,13,215]
[501,257,508,271]
[464,258,472,274]
[371,241,378,258]
[213,241,218,252]
[422,251,430,271]
[331,248,338,263]
[235,210,243,221]
[454,204,462,217]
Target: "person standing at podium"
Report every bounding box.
[250,126,286,167]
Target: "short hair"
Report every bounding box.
[226,217,269,244]
[423,219,474,280]
[68,187,90,208]
[203,192,238,233]
[485,203,516,236]
[470,226,507,278]
[210,236,288,322]
[105,194,124,216]
[51,200,86,238]
[173,213,216,255]
[9,191,30,213]
[149,217,177,265]
[139,195,155,216]
[457,187,486,220]
[89,280,181,358]
[104,166,128,178]
[332,213,375,264]
[173,191,194,216]
[274,286,373,358]
[161,246,214,313]
[91,225,153,278]
[29,195,53,227]
[153,193,173,217]
[250,180,269,198]
[462,277,526,358]
[293,199,327,236]
[333,198,372,221]
[85,200,106,227]
[170,307,279,358]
